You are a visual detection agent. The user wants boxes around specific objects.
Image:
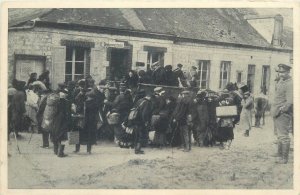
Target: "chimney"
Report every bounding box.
[272,14,283,47]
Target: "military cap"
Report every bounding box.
[154,87,163,92]
[181,90,190,94]
[276,64,292,73]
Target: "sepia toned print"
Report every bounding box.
[5,7,295,189]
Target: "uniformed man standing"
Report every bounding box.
[272,64,293,164]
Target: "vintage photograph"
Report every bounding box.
[5,7,294,189]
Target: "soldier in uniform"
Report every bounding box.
[272,64,293,164]
[173,64,187,87]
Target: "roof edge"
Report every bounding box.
[9,20,292,53]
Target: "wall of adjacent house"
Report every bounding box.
[8,26,291,101]
[172,42,291,100]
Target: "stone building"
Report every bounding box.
[8,8,292,98]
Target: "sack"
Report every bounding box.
[41,93,60,131]
[128,100,146,121]
[68,131,79,145]
[107,112,120,125]
[128,108,139,121]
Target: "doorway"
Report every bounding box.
[108,48,131,81]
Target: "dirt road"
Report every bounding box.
[7,116,293,189]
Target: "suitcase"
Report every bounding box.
[216,105,237,117]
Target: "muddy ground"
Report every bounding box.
[7,115,293,189]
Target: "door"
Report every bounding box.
[108,48,130,80]
[15,58,45,81]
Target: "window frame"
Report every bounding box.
[197,60,210,89]
[65,47,87,82]
[219,61,231,89]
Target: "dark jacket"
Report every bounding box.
[173,68,187,87]
[112,92,133,121]
[152,66,166,85]
[11,90,26,131]
[80,98,100,145]
[50,97,71,142]
[134,97,153,125]
[172,96,192,125]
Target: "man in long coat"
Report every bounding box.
[172,90,193,152]
[272,64,293,164]
[131,95,153,154]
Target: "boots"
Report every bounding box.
[276,142,290,164]
[244,130,249,137]
[53,143,59,155]
[58,144,67,158]
[73,144,80,153]
[271,142,282,157]
[135,143,144,154]
[87,144,92,154]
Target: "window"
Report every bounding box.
[197,60,210,89]
[65,47,87,82]
[219,61,231,89]
[147,52,164,70]
[247,64,256,93]
[261,65,270,94]
[236,71,242,83]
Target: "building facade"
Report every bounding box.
[8,8,292,100]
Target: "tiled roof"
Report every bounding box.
[9,8,292,49]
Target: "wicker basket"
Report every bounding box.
[68,131,79,145]
[107,112,120,125]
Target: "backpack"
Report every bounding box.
[41,93,60,131]
[128,99,147,121]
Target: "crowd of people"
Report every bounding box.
[8,62,291,165]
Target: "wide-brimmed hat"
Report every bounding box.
[276,64,292,73]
